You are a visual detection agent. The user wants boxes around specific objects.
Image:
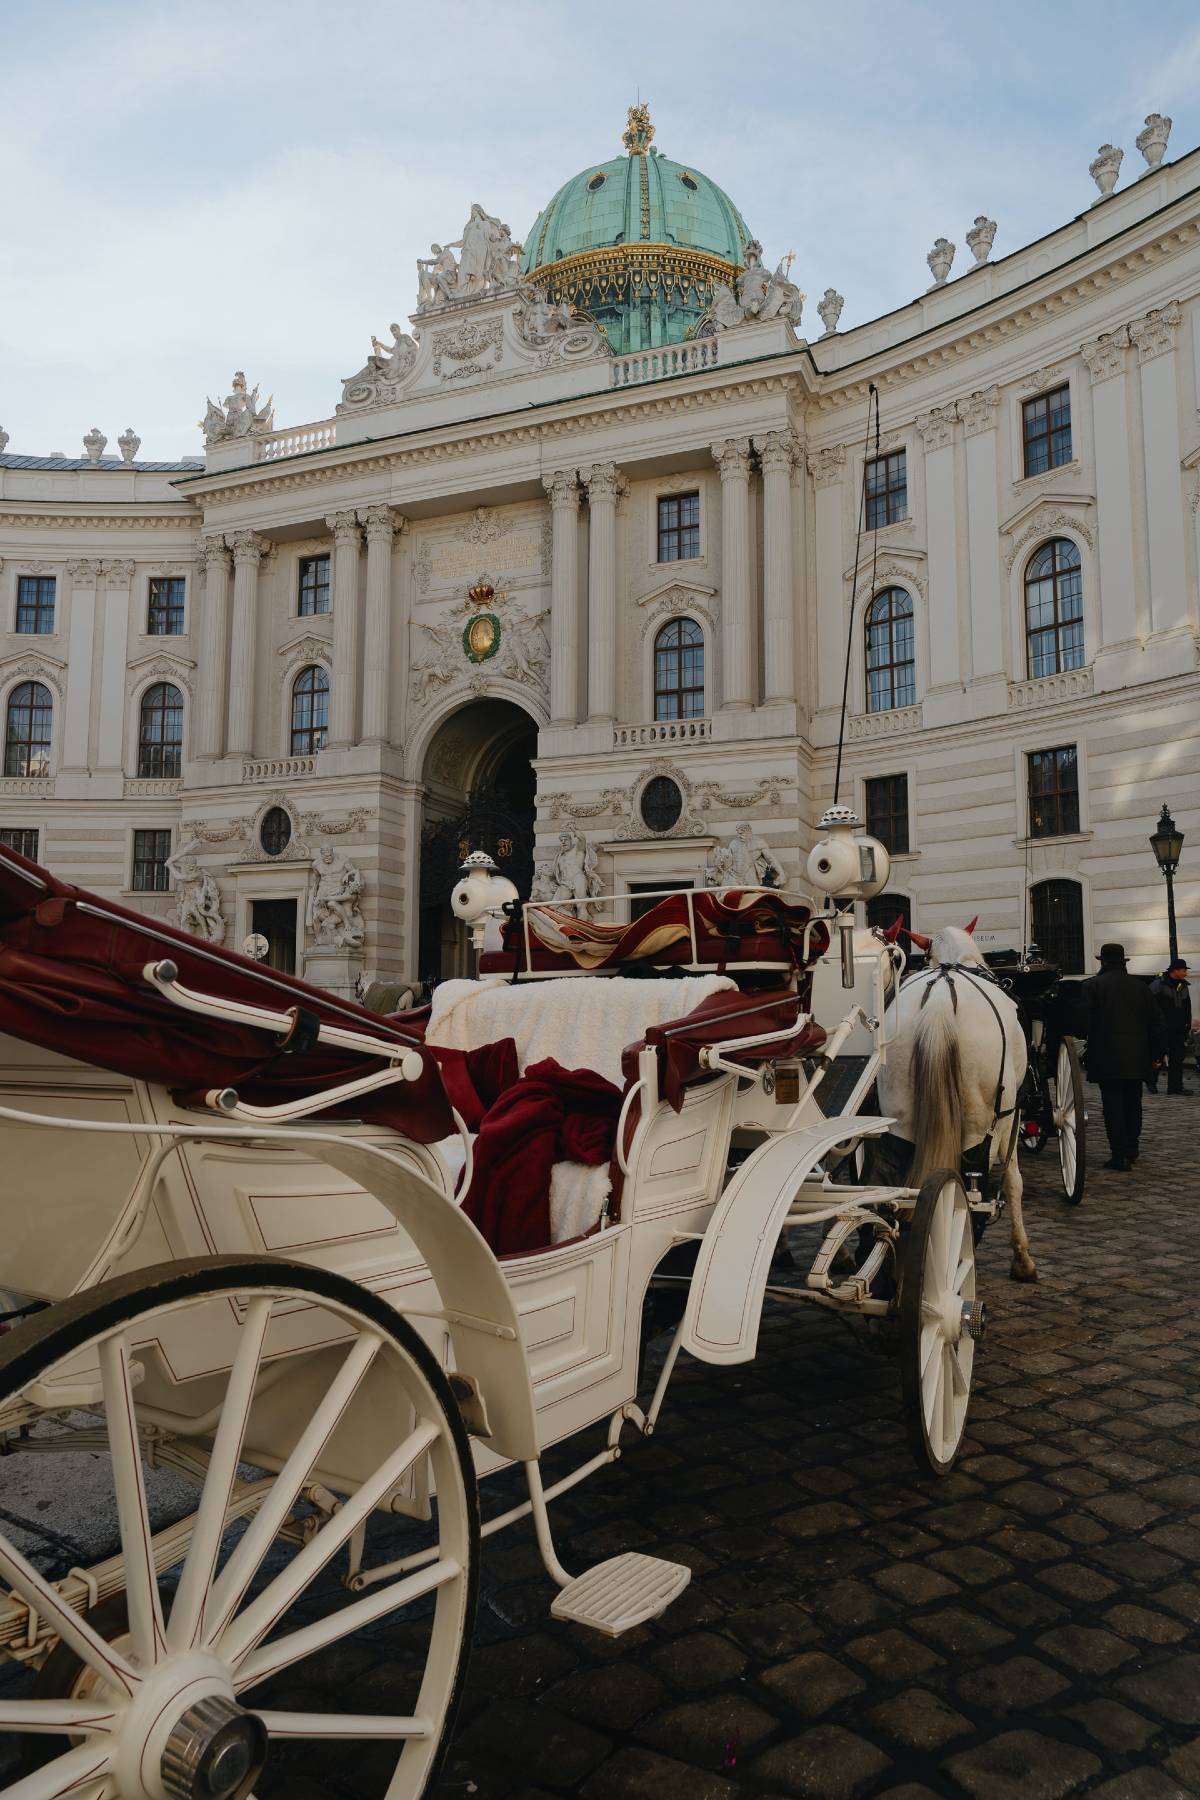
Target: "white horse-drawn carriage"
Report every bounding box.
[0,809,1018,1799]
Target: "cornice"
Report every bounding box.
[0,509,198,531]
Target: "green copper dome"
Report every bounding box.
[521,105,751,354]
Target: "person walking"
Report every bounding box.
[1149,959,1194,1095]
[1077,942,1167,1171]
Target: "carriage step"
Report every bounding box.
[551,1552,691,1638]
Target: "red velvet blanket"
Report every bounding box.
[460,1057,622,1256]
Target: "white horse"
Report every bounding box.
[877,925,1036,1282]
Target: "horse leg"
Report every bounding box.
[1003,1152,1037,1283]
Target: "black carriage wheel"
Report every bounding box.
[1055,1035,1086,1205]
[898,1172,981,1478]
[0,1255,480,1800]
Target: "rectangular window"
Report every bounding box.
[131,828,171,893]
[0,827,39,861]
[1022,385,1072,478]
[1028,745,1079,839]
[865,450,907,529]
[657,492,700,563]
[297,554,331,617]
[15,575,56,635]
[147,577,186,635]
[865,773,910,856]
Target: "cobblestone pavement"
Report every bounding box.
[2,1083,1198,1798]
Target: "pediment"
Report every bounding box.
[842,544,925,583]
[636,578,718,609]
[1000,490,1095,536]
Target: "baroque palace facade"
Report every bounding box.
[1,105,1197,989]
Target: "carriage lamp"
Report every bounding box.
[806,805,892,987]
[452,848,520,954]
[1149,803,1184,966]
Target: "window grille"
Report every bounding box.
[297,555,331,617]
[137,683,183,779]
[0,826,39,861]
[1028,745,1079,839]
[1022,384,1072,477]
[865,589,916,713]
[290,665,329,754]
[865,450,907,528]
[657,492,700,563]
[132,828,172,893]
[1025,538,1084,677]
[15,576,56,635]
[865,773,910,855]
[147,577,185,635]
[653,618,705,720]
[1031,878,1084,973]
[4,682,52,777]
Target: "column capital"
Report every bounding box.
[543,469,581,509]
[200,535,231,572]
[754,428,800,473]
[915,403,959,450]
[581,462,627,504]
[325,510,362,545]
[806,443,845,487]
[229,529,270,566]
[1080,325,1129,383]
[65,558,103,585]
[102,558,136,589]
[959,385,1001,437]
[358,503,405,543]
[712,437,753,480]
[1128,302,1181,364]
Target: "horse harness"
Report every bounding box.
[916,961,1020,1163]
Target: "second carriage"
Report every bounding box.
[985,952,1088,1205]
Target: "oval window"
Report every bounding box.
[587,171,607,192]
[678,171,699,192]
[640,776,684,834]
[260,806,292,857]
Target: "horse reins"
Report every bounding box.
[915,961,1019,1161]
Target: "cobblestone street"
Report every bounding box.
[2,1084,1198,1799]
[423,1083,1200,1800]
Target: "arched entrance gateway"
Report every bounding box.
[418,698,537,980]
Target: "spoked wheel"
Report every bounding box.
[0,1256,478,1799]
[899,1172,983,1477]
[1054,1036,1087,1205]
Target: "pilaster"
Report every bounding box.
[326,511,362,748]
[582,464,625,722]
[960,388,1004,684]
[360,505,403,744]
[915,405,960,695]
[196,537,231,759]
[1129,304,1187,638]
[226,530,269,757]
[97,559,135,769]
[1081,327,1139,678]
[756,429,799,707]
[544,470,582,725]
[713,437,753,709]
[61,559,101,770]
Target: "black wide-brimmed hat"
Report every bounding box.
[1097,942,1127,966]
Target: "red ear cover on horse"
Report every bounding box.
[900,926,933,951]
[964,916,978,935]
[879,915,906,943]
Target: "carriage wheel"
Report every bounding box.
[0,1256,478,1799]
[1054,1036,1086,1206]
[899,1172,982,1477]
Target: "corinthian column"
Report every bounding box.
[360,505,403,743]
[756,430,798,703]
[543,470,581,724]
[196,537,231,757]
[713,437,753,708]
[226,530,269,756]
[326,511,362,747]
[582,463,625,721]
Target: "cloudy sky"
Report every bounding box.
[2,1,1197,460]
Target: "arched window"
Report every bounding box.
[865,588,915,713]
[4,682,52,777]
[653,617,704,720]
[866,892,911,934]
[1025,538,1083,678]
[290,665,329,755]
[1031,878,1084,974]
[137,682,183,779]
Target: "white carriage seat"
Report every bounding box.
[427,974,736,1245]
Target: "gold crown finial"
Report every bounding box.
[623,101,654,156]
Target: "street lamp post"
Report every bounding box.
[1149,803,1185,967]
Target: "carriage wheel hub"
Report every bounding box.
[160,1693,267,1799]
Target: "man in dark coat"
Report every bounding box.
[1077,942,1167,1170]
[1148,959,1193,1095]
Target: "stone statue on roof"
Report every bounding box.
[200,371,274,444]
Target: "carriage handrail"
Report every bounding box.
[699,1016,816,1080]
[142,960,425,1076]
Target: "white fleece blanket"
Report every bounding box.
[427,973,735,1087]
[428,974,735,1246]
